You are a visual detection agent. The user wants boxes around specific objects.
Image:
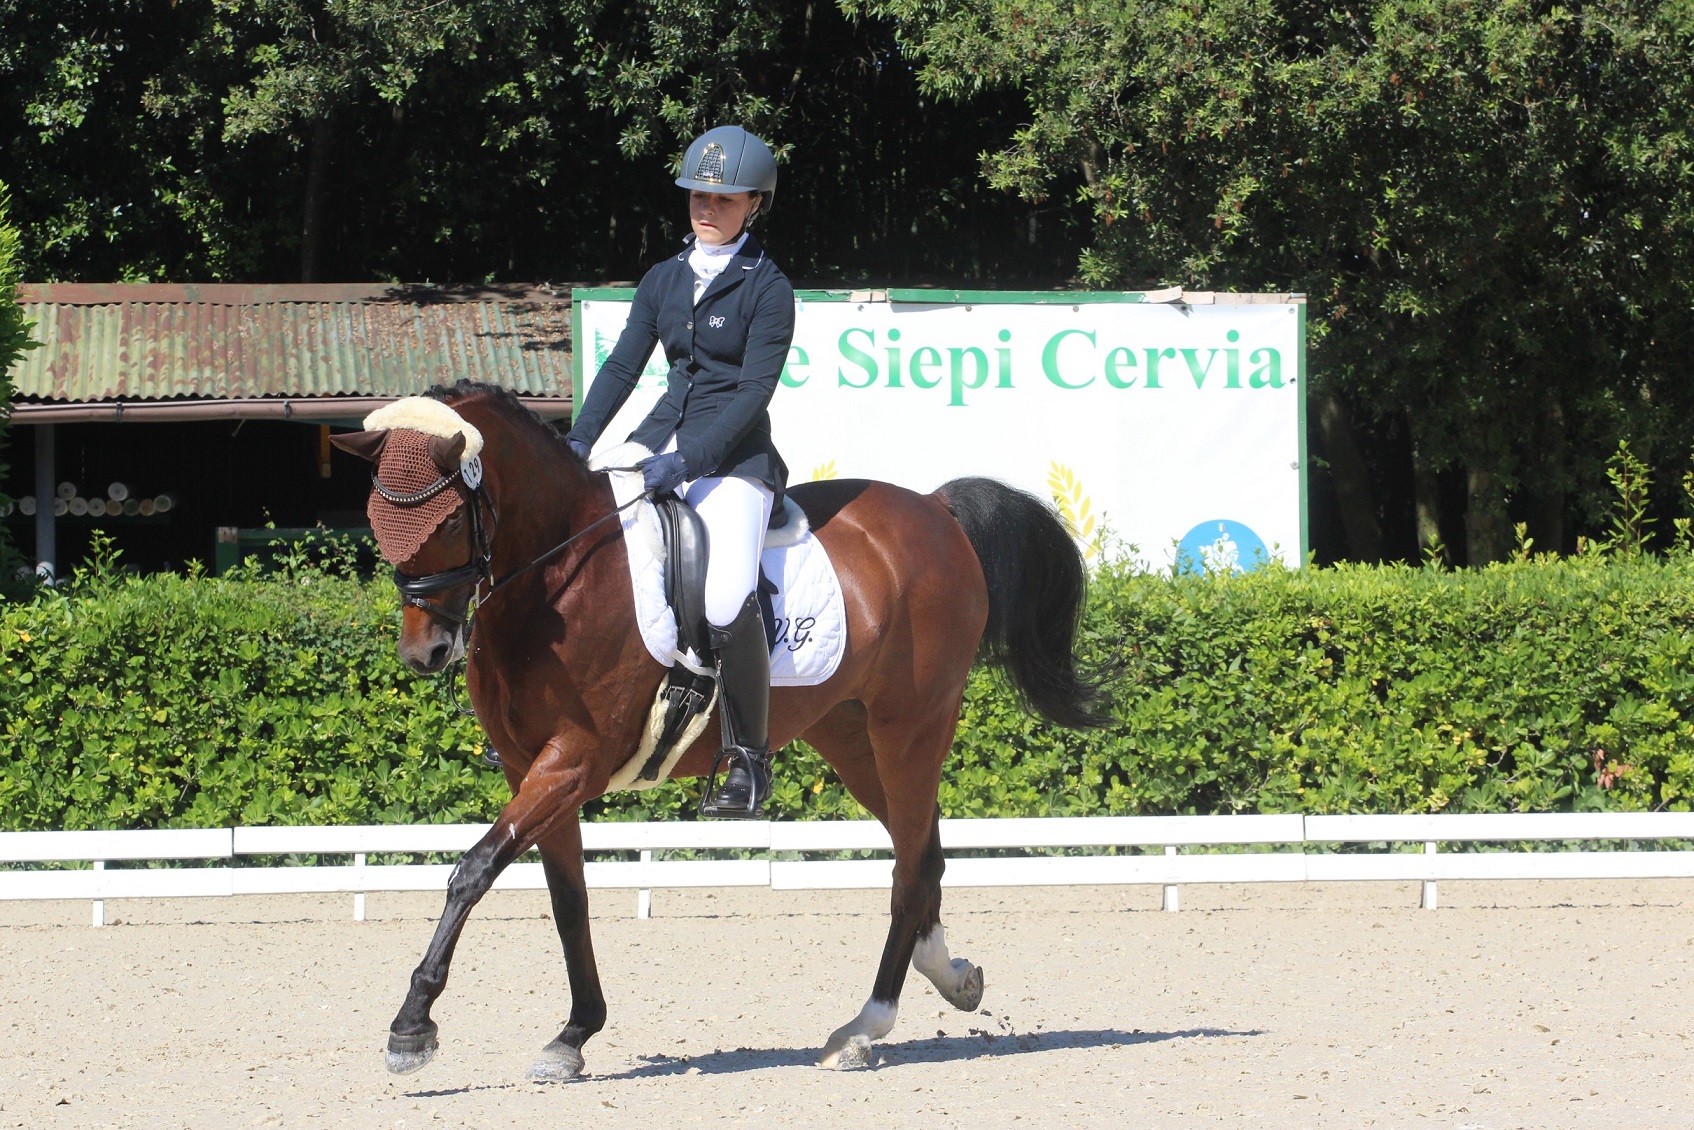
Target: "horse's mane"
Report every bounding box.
[424,381,582,465]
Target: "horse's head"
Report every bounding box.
[330,398,492,675]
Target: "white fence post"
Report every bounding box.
[91,860,104,927]
[1161,845,1180,911]
[353,853,367,922]
[637,849,652,919]
[1420,841,1438,910]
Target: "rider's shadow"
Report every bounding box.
[597,1027,1263,1078]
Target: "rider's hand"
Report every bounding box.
[637,452,689,496]
[565,436,591,462]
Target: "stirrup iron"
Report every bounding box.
[699,745,772,820]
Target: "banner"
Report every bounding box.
[573,290,1306,571]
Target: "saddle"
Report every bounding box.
[631,491,806,783]
[634,496,717,783]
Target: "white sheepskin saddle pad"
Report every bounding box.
[591,443,847,687]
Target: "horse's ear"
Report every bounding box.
[428,432,467,472]
[329,430,388,462]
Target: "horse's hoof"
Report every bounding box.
[385,1025,439,1075]
[837,1034,874,1070]
[818,1033,873,1070]
[946,964,985,1012]
[528,1037,586,1082]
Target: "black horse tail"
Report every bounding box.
[936,476,1109,729]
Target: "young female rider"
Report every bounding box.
[564,125,794,819]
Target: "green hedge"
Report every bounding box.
[3,545,1692,831]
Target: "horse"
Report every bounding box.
[330,381,1104,1079]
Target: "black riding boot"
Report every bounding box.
[699,593,772,819]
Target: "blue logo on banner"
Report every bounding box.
[1176,519,1268,574]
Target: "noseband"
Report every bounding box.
[375,456,494,629]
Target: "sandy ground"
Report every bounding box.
[1,878,1691,1129]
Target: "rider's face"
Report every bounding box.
[689,191,758,245]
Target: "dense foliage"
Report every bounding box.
[0,0,1073,286]
[4,535,1692,832]
[866,0,1694,565]
[3,1,1693,562]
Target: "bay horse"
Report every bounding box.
[331,382,1103,1078]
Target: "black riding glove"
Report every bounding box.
[637,452,689,496]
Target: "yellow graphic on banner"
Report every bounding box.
[807,460,839,482]
[1048,461,1101,561]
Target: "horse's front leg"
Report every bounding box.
[528,811,606,1081]
[385,750,588,1075]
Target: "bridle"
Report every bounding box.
[375,452,646,632]
[376,455,495,630]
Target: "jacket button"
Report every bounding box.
[686,322,693,329]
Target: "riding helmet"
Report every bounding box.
[675,125,778,215]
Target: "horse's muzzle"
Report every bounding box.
[398,620,465,675]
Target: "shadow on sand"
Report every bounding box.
[588,1026,1263,1080]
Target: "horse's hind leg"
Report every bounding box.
[529,813,607,1081]
[909,833,985,1012]
[811,707,983,1068]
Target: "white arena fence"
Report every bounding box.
[4,813,1694,926]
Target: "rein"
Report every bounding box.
[485,488,644,594]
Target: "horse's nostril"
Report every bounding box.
[427,642,450,670]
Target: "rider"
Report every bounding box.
[564,125,794,819]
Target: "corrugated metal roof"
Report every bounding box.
[9,283,573,404]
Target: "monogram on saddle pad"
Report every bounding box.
[590,441,847,792]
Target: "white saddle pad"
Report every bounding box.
[591,443,847,687]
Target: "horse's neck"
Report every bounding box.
[485,423,611,579]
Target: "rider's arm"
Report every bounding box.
[675,268,795,476]
[565,270,662,449]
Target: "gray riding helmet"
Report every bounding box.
[675,125,778,214]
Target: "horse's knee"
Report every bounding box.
[446,840,509,902]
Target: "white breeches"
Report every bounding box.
[658,435,775,626]
[682,474,775,628]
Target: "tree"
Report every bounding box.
[864,0,1694,563]
[0,0,1080,286]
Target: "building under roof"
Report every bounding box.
[7,282,575,579]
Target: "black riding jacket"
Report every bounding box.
[567,233,795,491]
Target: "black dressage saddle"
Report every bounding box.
[633,496,717,782]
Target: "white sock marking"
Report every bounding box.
[913,925,968,995]
[912,925,952,984]
[819,997,898,1067]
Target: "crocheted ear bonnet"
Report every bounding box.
[352,398,485,567]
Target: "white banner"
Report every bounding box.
[575,293,1305,571]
